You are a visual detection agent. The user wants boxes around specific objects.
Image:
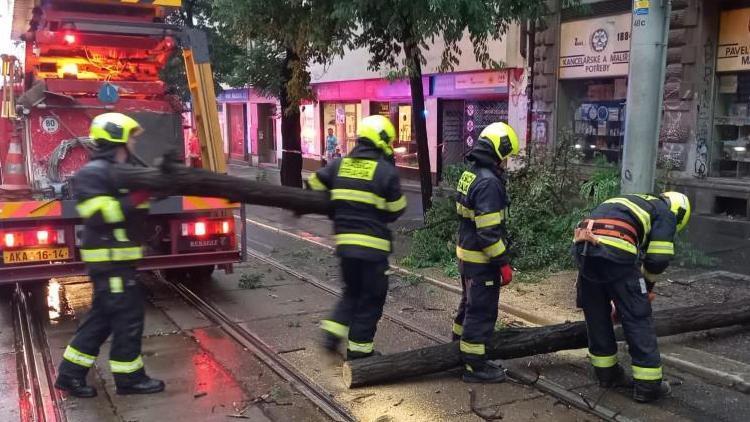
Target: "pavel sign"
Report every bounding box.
[559,13,632,79]
[717,8,750,73]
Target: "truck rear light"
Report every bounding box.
[4,234,15,248]
[194,222,207,236]
[180,219,234,237]
[37,230,49,244]
[63,33,77,45]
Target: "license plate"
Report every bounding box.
[3,247,70,264]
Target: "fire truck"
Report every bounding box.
[0,0,242,283]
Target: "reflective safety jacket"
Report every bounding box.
[73,157,149,274]
[307,142,406,261]
[575,194,677,274]
[455,165,510,276]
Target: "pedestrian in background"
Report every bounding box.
[326,127,338,161]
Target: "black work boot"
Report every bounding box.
[320,332,341,354]
[595,364,632,388]
[55,374,98,398]
[346,350,381,361]
[462,361,507,384]
[633,379,671,403]
[116,377,165,395]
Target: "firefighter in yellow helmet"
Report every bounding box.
[308,115,407,359]
[56,113,164,397]
[453,122,520,383]
[573,191,690,403]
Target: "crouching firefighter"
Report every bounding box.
[453,122,519,383]
[308,115,407,360]
[55,113,164,397]
[573,192,691,403]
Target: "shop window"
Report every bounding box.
[565,78,627,164]
[712,73,750,178]
[371,101,419,169]
[322,102,361,158]
[713,196,748,218]
[300,105,318,159]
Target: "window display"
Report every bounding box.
[300,105,318,159]
[322,103,361,156]
[713,72,750,178]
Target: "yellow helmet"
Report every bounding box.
[478,122,520,160]
[89,113,143,144]
[661,191,691,232]
[357,115,397,156]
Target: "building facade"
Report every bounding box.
[531,0,750,265]
[219,26,531,178]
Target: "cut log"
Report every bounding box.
[343,299,750,388]
[110,161,332,216]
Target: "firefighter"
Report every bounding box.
[308,115,407,360]
[573,192,691,403]
[453,122,519,383]
[55,113,164,397]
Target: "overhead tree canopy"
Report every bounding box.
[160,0,243,102]
[337,0,546,213]
[212,0,353,187]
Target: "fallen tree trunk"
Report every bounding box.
[343,299,750,388]
[110,162,332,216]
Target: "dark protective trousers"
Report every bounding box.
[577,256,662,381]
[58,267,148,386]
[324,257,389,356]
[453,268,501,366]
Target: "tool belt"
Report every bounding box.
[574,218,639,246]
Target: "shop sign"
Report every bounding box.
[454,71,508,90]
[217,88,248,102]
[559,13,631,79]
[717,8,750,73]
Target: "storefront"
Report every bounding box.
[216,88,279,167]
[712,6,750,179]
[557,12,631,164]
[431,70,510,168]
[218,88,249,163]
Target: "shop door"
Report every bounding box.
[257,103,277,164]
[227,103,247,161]
[440,100,467,168]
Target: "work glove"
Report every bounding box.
[500,264,513,286]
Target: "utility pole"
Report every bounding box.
[620,0,671,193]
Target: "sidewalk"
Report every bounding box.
[228,163,424,193]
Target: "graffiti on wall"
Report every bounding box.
[694,40,713,178]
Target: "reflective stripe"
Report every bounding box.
[63,345,96,368]
[482,240,506,258]
[385,195,407,212]
[604,198,652,236]
[110,356,144,374]
[109,276,124,293]
[80,246,143,262]
[136,202,150,209]
[348,340,374,353]
[113,228,129,242]
[475,212,503,229]
[456,203,475,219]
[335,233,391,252]
[597,235,638,255]
[646,240,674,255]
[632,365,662,381]
[460,340,485,355]
[320,319,349,338]
[452,322,463,336]
[331,189,386,209]
[456,247,490,264]
[76,196,125,223]
[589,352,618,368]
[307,173,328,191]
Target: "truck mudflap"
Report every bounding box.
[0,250,240,284]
